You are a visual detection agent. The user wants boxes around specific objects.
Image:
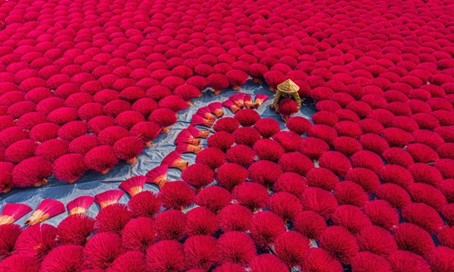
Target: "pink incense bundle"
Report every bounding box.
[121,217,155,252]
[0,203,32,225]
[253,94,269,108]
[176,143,203,154]
[249,62,268,84]
[145,165,169,188]
[222,100,241,113]
[175,129,201,146]
[195,186,232,213]
[184,235,218,270]
[29,122,60,143]
[0,162,14,193]
[98,126,130,146]
[146,240,185,272]
[0,224,21,259]
[214,118,240,133]
[264,71,286,91]
[95,203,133,234]
[186,75,208,90]
[67,196,95,215]
[208,102,224,118]
[250,211,286,249]
[0,254,40,272]
[161,151,189,171]
[196,147,226,170]
[187,125,210,138]
[218,204,253,232]
[13,223,58,262]
[128,191,161,218]
[83,232,123,269]
[243,94,253,108]
[87,116,116,135]
[154,210,186,240]
[68,135,99,155]
[35,139,69,162]
[95,190,125,209]
[4,139,37,164]
[25,199,65,225]
[249,254,288,272]
[108,250,148,272]
[196,107,216,121]
[217,231,257,265]
[185,206,218,236]
[234,109,261,127]
[181,163,215,189]
[115,110,146,131]
[119,176,147,197]
[229,93,245,109]
[191,114,215,128]
[40,244,84,272]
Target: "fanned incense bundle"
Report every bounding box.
[176,143,203,154]
[149,108,177,134]
[208,102,224,118]
[196,107,216,121]
[0,203,32,225]
[175,129,201,146]
[25,199,65,225]
[187,125,210,138]
[130,121,161,148]
[113,136,144,165]
[146,165,169,188]
[229,93,245,108]
[191,114,215,128]
[244,94,253,108]
[95,190,124,209]
[161,151,189,171]
[222,100,241,113]
[67,196,95,215]
[253,94,269,108]
[119,176,147,197]
[226,69,249,91]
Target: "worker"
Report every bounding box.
[270,79,302,113]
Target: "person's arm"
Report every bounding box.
[271,92,282,111]
[292,92,302,109]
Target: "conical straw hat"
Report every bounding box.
[277,79,300,93]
